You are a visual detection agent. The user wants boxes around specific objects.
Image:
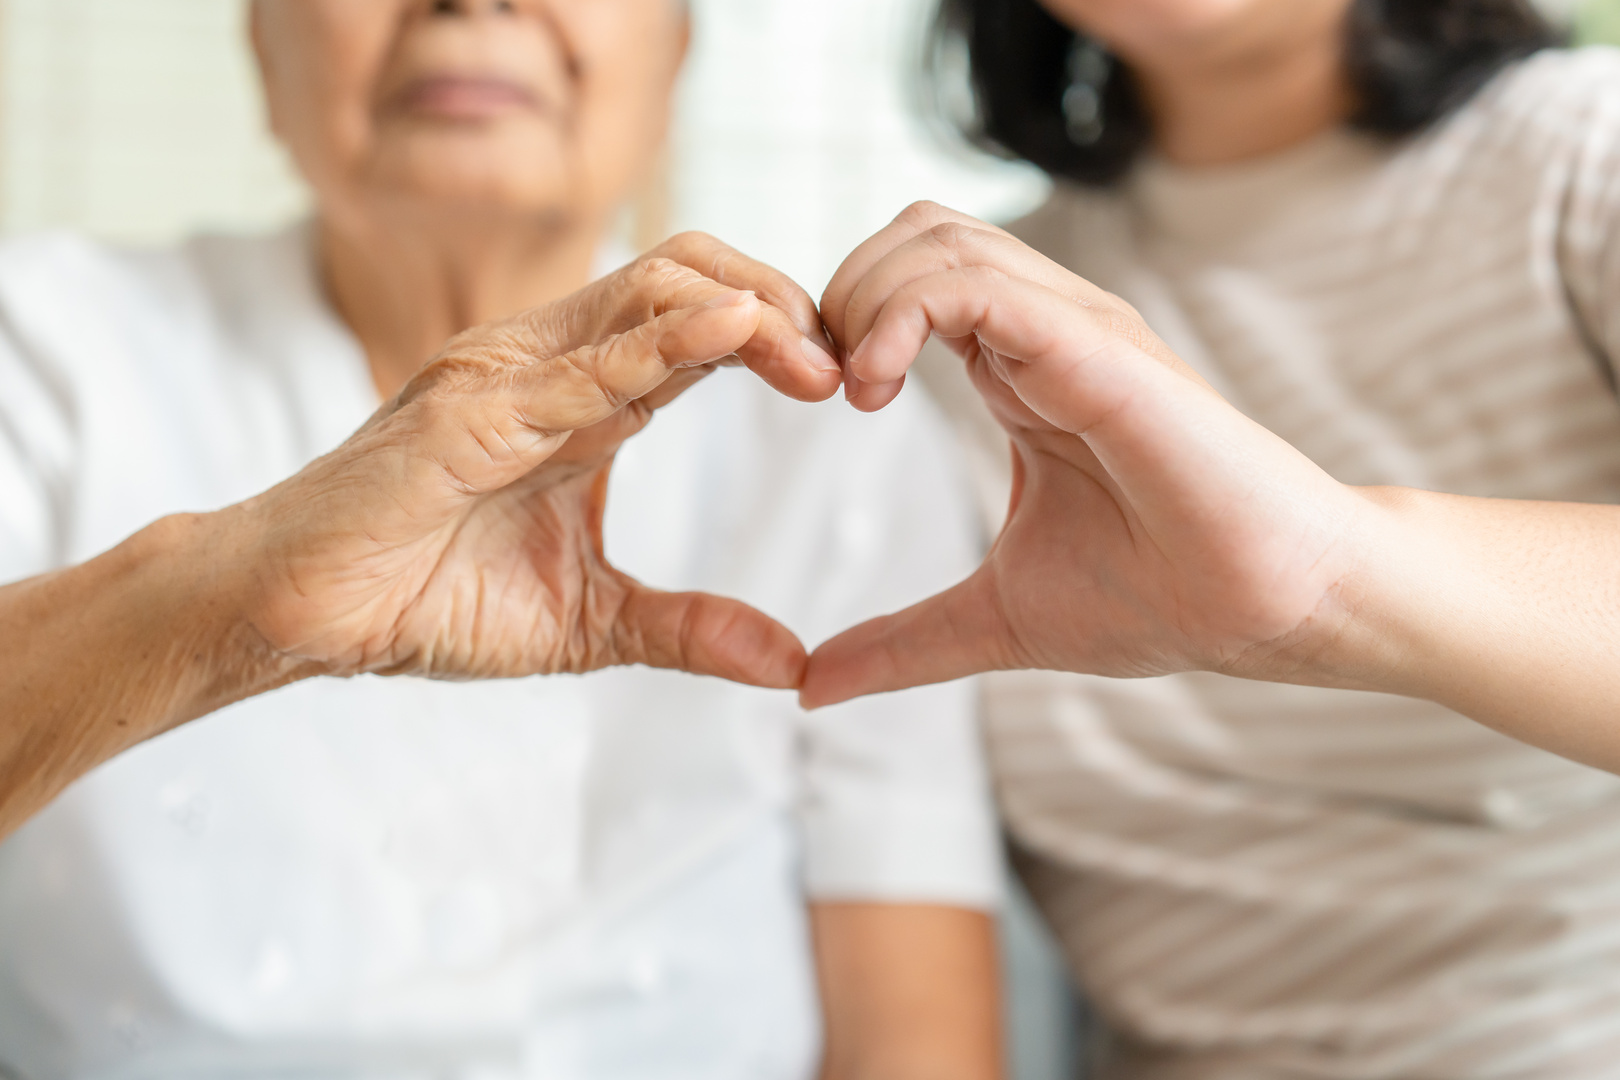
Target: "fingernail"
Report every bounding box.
[843,365,860,403]
[801,336,842,374]
[704,290,756,308]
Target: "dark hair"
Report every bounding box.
[929,0,1561,186]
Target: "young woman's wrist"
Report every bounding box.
[1270,485,1480,704]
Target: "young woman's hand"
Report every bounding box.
[801,203,1387,707]
[804,203,1620,779]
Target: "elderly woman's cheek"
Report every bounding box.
[569,6,686,114]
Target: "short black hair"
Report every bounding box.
[928,0,1561,186]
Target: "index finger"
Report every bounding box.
[820,201,1020,354]
[642,232,844,402]
[519,252,842,403]
[824,202,1184,410]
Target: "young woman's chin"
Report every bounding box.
[1040,0,1313,48]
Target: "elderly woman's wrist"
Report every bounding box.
[123,510,315,732]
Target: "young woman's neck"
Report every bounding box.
[319,206,602,401]
[1118,2,1353,168]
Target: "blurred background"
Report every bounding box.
[0,0,1612,1077]
[7,0,1612,290]
[3,0,1613,284]
[0,0,1050,298]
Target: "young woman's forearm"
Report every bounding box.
[0,512,295,839]
[1325,489,1620,771]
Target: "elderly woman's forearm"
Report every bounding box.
[0,513,299,839]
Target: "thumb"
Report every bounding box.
[614,583,809,690]
[799,571,1010,709]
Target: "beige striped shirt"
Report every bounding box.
[926,47,1620,1079]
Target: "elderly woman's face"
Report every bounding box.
[252,0,686,225]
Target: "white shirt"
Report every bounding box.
[0,225,999,1079]
[919,47,1620,1079]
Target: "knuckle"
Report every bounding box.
[563,345,630,411]
[623,258,703,319]
[921,221,980,263]
[1103,289,1147,323]
[1093,305,1136,337]
[514,303,568,351]
[632,255,685,283]
[633,256,705,296]
[398,356,479,412]
[897,199,950,229]
[650,231,726,275]
[1094,305,1159,354]
[664,229,718,252]
[708,245,745,280]
[961,263,1011,289]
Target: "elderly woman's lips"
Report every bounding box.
[395,76,541,120]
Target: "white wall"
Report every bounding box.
[0,0,307,242]
[11,0,1597,288]
[672,0,1047,294]
[0,0,1046,298]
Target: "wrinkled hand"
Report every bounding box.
[801,203,1378,707]
[230,234,842,689]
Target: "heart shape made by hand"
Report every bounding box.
[799,202,1380,713]
[231,233,847,695]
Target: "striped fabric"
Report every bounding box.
[933,47,1620,1079]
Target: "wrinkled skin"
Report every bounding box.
[230,234,835,690]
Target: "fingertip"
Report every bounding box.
[703,288,759,310]
[800,335,843,376]
[771,650,811,692]
[797,636,874,710]
[664,293,764,367]
[845,374,906,413]
[743,348,841,403]
[845,329,918,392]
[734,308,843,402]
[818,287,850,350]
[796,673,855,711]
[730,628,809,691]
[699,600,808,690]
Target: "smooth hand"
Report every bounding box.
[802,204,1386,707]
[228,234,843,689]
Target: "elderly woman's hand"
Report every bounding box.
[236,239,835,687]
[0,236,838,839]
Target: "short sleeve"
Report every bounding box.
[792,389,1002,910]
[0,316,72,584]
[1550,49,1620,386]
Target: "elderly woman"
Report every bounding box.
[0,1,1001,1076]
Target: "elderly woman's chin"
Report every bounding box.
[365,127,594,222]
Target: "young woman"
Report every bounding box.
[805,0,1620,1076]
